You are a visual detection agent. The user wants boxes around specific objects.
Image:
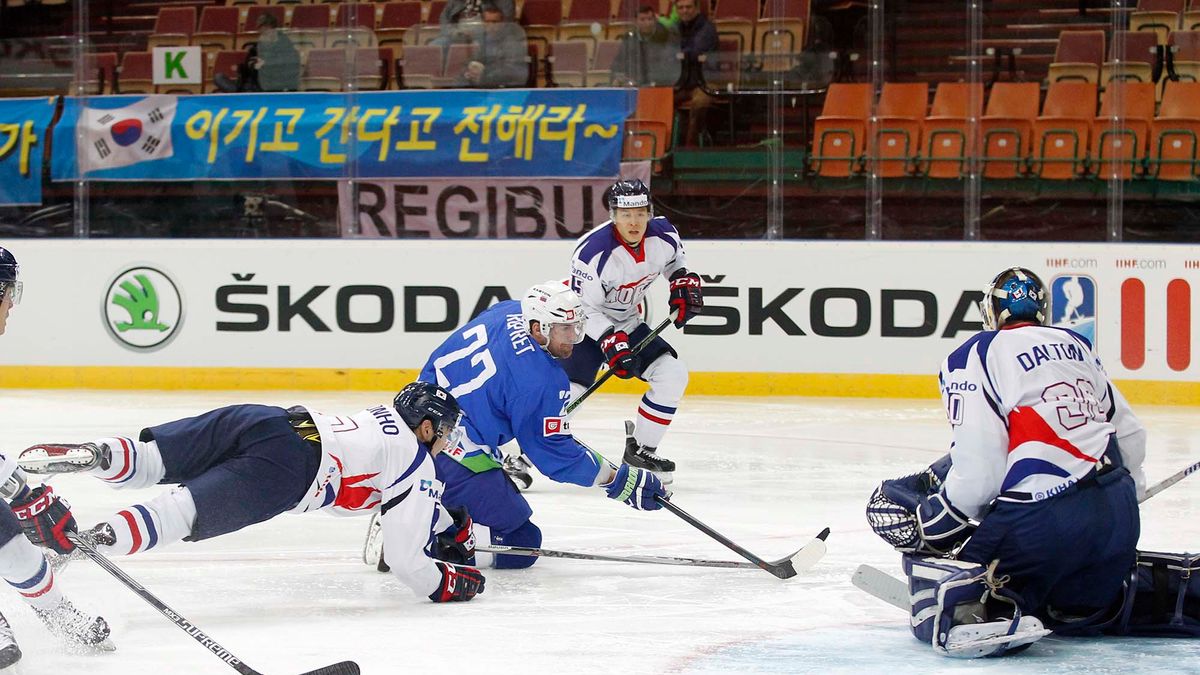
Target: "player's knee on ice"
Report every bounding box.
[491,520,541,570]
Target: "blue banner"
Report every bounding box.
[52,89,633,181]
[0,97,55,205]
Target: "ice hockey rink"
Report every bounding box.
[1,389,1198,675]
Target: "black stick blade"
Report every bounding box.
[299,661,361,675]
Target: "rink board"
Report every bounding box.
[1,239,1196,403]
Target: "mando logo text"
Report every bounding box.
[104,266,184,351]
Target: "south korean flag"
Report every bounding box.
[76,95,176,174]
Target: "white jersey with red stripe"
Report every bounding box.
[287,404,452,598]
[570,217,688,340]
[938,323,1147,520]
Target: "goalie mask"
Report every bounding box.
[980,267,1046,331]
[393,381,464,452]
[0,247,21,306]
[521,281,585,347]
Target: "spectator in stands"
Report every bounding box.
[433,0,516,47]
[612,5,681,87]
[213,13,299,93]
[671,0,717,145]
[456,4,527,88]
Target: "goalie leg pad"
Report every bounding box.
[1057,551,1200,637]
[903,554,1049,658]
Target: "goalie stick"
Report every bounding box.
[656,495,830,579]
[852,460,1200,611]
[67,532,360,675]
[564,318,672,415]
[478,528,829,574]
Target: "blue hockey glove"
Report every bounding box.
[604,463,669,511]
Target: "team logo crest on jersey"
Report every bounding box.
[543,417,570,437]
[1050,275,1096,345]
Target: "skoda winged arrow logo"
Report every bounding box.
[104,266,184,351]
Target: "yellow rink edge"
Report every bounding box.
[0,366,1194,406]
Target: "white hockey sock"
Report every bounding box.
[472,523,495,568]
[99,487,197,556]
[0,535,63,611]
[633,355,688,449]
[92,436,166,489]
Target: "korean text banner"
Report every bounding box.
[0,97,56,206]
[52,89,633,181]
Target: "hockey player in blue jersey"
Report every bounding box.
[364,281,670,571]
[866,267,1200,658]
[563,179,704,485]
[0,247,114,667]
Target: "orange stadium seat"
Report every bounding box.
[1101,30,1159,85]
[872,82,928,178]
[1151,81,1200,180]
[147,7,196,50]
[980,82,1040,178]
[758,0,808,72]
[1047,30,1105,84]
[1092,81,1157,179]
[1032,82,1097,180]
[921,82,983,178]
[1129,0,1185,45]
[812,83,872,177]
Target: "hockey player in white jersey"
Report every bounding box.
[563,179,704,483]
[0,247,114,667]
[867,267,1200,657]
[17,381,486,603]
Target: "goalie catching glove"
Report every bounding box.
[429,561,485,603]
[866,454,974,555]
[12,485,78,555]
[668,269,703,328]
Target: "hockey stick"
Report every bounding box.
[66,532,360,675]
[1142,459,1200,502]
[565,318,672,415]
[655,496,830,579]
[478,530,830,574]
[851,564,908,610]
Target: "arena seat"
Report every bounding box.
[117,51,153,94]
[377,2,423,50]
[872,82,928,178]
[193,6,240,53]
[1129,0,1185,45]
[147,7,196,50]
[812,82,872,177]
[921,82,983,178]
[980,82,1041,178]
[1032,81,1097,180]
[1092,81,1157,179]
[1047,30,1105,84]
[1100,30,1159,86]
[1150,81,1200,180]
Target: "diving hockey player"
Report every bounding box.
[564,178,704,484]
[18,382,486,604]
[0,246,113,667]
[866,266,1200,658]
[364,281,670,572]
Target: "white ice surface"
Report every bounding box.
[0,390,1197,675]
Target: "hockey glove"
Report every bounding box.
[668,269,704,328]
[12,485,78,555]
[434,505,476,565]
[604,463,670,511]
[428,561,485,603]
[599,328,637,379]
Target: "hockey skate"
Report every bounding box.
[623,421,674,485]
[362,513,390,573]
[47,523,118,573]
[18,442,108,475]
[942,616,1050,658]
[33,597,114,652]
[502,453,534,491]
[0,612,21,668]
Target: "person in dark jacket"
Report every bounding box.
[671,0,717,145]
[612,5,681,87]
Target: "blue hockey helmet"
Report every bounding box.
[980,267,1046,331]
[0,247,21,306]
[393,381,464,448]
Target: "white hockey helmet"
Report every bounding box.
[521,280,585,346]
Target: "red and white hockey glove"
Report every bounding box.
[428,561,485,603]
[12,485,78,555]
[668,269,704,328]
[434,505,476,565]
[599,328,636,379]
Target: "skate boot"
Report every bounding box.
[47,522,119,573]
[623,421,674,485]
[0,612,21,668]
[33,596,114,652]
[502,453,534,491]
[362,513,390,573]
[18,442,109,475]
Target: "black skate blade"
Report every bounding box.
[298,661,360,675]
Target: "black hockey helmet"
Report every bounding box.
[393,381,464,446]
[605,178,652,213]
[0,247,21,305]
